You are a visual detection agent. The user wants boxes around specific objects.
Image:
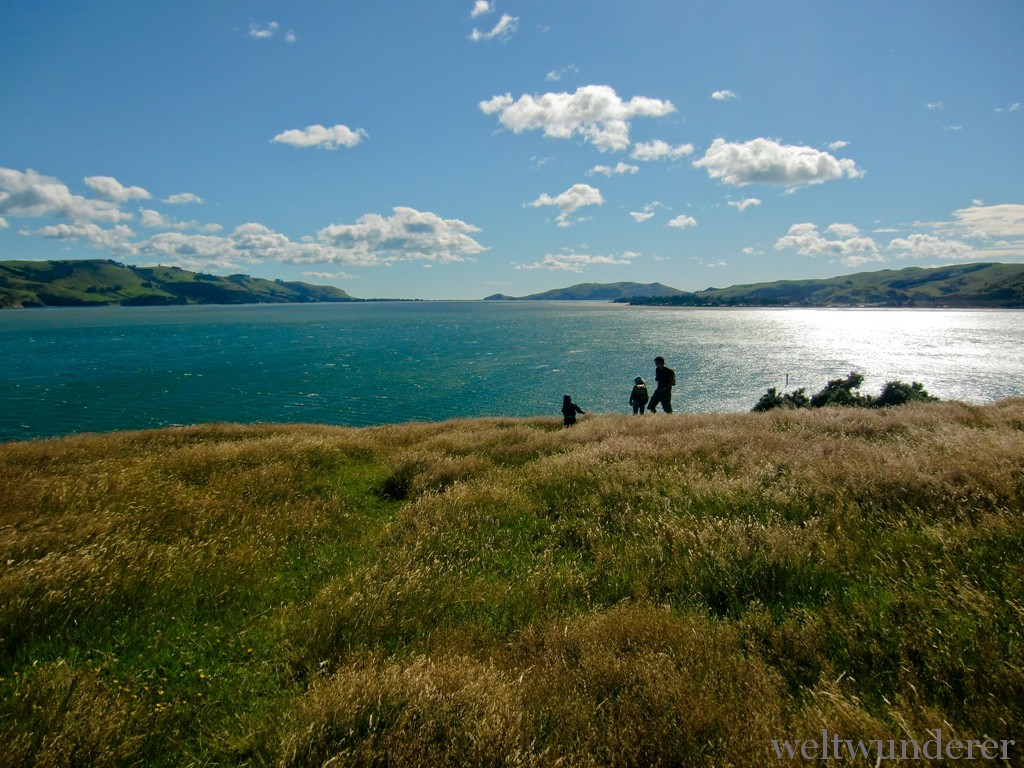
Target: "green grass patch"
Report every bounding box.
[1,402,1023,766]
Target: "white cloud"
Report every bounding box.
[139,208,221,232]
[83,176,151,202]
[995,102,1021,113]
[711,90,738,101]
[630,140,694,162]
[34,222,136,249]
[247,21,295,42]
[0,217,7,228]
[469,13,518,42]
[587,161,638,177]
[887,234,977,260]
[248,22,280,39]
[526,183,604,227]
[948,203,1024,238]
[303,270,356,280]
[666,215,697,230]
[828,140,850,151]
[272,124,368,150]
[694,138,865,187]
[480,85,676,152]
[546,64,579,82]
[774,222,883,266]
[910,203,1024,260]
[140,209,170,228]
[727,198,761,213]
[631,201,668,222]
[925,101,944,110]
[164,192,203,205]
[515,249,640,272]
[316,207,487,264]
[0,167,131,223]
[0,167,486,272]
[470,1,493,18]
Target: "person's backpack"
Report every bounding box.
[669,368,676,387]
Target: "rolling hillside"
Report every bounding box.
[624,263,1024,308]
[483,281,687,301]
[0,259,358,308]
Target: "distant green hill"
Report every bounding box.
[622,263,1024,308]
[484,281,686,301]
[0,259,359,308]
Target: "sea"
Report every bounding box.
[1,301,1022,443]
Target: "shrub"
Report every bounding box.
[873,379,940,407]
[752,372,938,412]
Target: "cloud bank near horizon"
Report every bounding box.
[2,165,1020,276]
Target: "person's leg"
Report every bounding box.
[663,390,672,413]
[649,388,663,412]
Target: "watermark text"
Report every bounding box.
[771,729,1014,762]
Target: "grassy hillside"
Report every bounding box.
[2,402,1023,766]
[0,259,357,308]
[624,263,1024,308]
[484,282,686,301]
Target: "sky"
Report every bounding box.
[1,1,1022,300]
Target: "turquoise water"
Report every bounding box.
[1,302,1022,442]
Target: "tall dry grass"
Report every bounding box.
[1,401,1022,766]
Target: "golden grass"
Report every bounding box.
[1,401,1022,766]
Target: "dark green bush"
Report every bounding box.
[753,372,938,412]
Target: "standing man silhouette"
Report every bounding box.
[648,356,675,413]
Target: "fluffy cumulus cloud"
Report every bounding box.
[470,1,493,18]
[587,161,638,177]
[711,90,738,101]
[1,167,487,272]
[480,85,675,152]
[315,207,487,264]
[526,183,604,227]
[774,223,883,267]
[272,124,368,150]
[35,222,137,249]
[887,234,976,260]
[469,13,518,42]
[0,167,131,223]
[630,140,694,162]
[666,215,697,230]
[83,176,151,202]
[515,249,640,272]
[727,198,761,212]
[694,138,865,187]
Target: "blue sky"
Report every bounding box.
[1,0,1022,300]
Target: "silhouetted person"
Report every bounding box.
[629,376,649,414]
[562,394,585,426]
[648,356,675,413]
